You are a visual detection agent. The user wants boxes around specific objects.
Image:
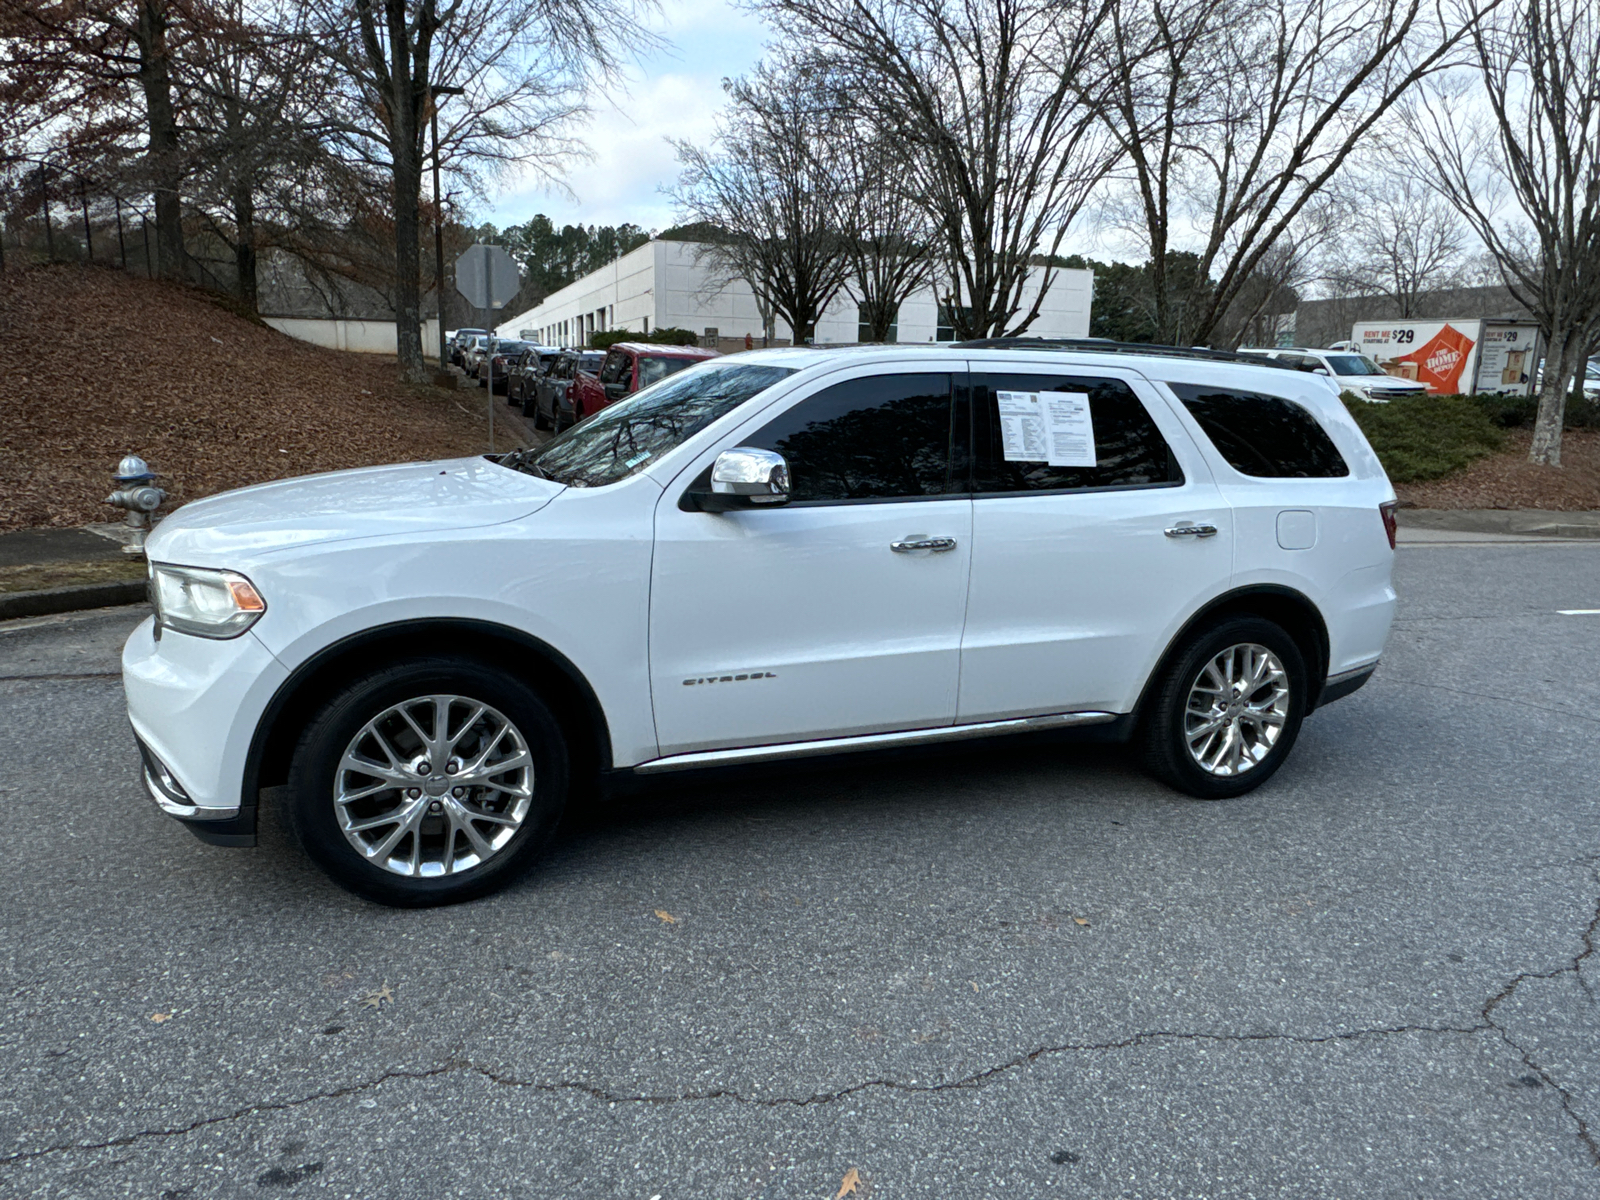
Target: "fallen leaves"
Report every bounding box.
[361,982,394,1009]
[653,909,678,925]
[836,1167,862,1197]
[1073,916,1091,927]
[148,1012,173,1023]
[0,264,511,533]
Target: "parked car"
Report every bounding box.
[1240,347,1428,402]
[127,339,1396,906]
[449,329,487,368]
[508,347,563,410]
[477,341,532,393]
[530,350,606,432]
[459,334,494,376]
[570,343,720,424]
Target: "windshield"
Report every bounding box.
[639,356,695,388]
[1324,354,1387,376]
[490,342,525,356]
[509,362,797,488]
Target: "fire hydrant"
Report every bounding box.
[105,454,167,554]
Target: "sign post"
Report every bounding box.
[455,244,521,450]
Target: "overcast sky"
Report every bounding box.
[480,0,770,234]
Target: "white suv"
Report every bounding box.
[125,342,1397,905]
[1241,348,1428,402]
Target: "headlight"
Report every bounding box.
[149,563,266,639]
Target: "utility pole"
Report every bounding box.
[430,84,464,369]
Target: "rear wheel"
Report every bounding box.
[286,657,568,906]
[532,394,552,430]
[1137,617,1307,799]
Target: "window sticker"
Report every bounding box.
[997,391,1096,467]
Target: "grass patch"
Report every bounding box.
[1343,393,1505,483]
[0,558,147,594]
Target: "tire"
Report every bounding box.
[286,657,569,907]
[532,394,551,430]
[1137,616,1307,800]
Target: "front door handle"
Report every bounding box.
[891,536,958,553]
[1165,523,1219,539]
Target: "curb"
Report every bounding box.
[1398,508,1600,539]
[0,581,149,621]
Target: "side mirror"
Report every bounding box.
[683,447,791,512]
[604,381,629,401]
[1313,366,1331,376]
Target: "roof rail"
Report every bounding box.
[950,337,1295,368]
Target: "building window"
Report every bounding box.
[935,303,971,343]
[857,303,898,344]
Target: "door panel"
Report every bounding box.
[650,366,970,757]
[957,370,1234,721]
[650,499,973,755]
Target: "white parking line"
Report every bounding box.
[1556,609,1600,615]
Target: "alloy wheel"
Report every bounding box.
[1183,643,1291,777]
[334,694,534,877]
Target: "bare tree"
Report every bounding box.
[758,0,1120,340]
[672,58,852,344]
[832,128,934,342]
[1323,173,1470,315]
[306,0,652,381]
[1093,0,1496,347]
[181,0,337,308]
[1408,0,1600,465]
[0,0,197,278]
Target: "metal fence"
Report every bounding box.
[0,155,233,293]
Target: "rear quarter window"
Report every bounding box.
[1167,383,1349,478]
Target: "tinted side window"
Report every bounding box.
[971,374,1181,493]
[1168,383,1349,477]
[743,373,954,503]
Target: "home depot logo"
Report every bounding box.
[1399,324,1475,392]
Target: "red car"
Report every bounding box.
[569,343,720,424]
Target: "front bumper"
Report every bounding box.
[123,615,289,846]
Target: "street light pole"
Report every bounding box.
[430,84,464,370]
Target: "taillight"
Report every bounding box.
[1379,500,1398,550]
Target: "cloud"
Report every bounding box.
[483,0,767,232]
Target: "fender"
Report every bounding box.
[225,618,614,846]
[1130,583,1331,728]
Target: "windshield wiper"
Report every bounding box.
[499,448,550,480]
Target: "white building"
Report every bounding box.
[498,239,1094,351]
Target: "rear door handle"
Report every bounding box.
[891,536,958,553]
[1165,523,1219,539]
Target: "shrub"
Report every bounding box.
[1342,393,1504,483]
[1463,390,1600,430]
[587,326,703,350]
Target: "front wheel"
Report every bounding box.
[1137,617,1307,799]
[286,657,568,906]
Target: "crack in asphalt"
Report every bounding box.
[1478,872,1600,1166]
[5,904,1597,1173]
[0,1020,1513,1168]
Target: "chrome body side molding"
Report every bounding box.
[631,711,1120,774]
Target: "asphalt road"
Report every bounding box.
[1,543,1597,1199]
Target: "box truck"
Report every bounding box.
[1352,318,1542,396]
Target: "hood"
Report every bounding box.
[146,457,561,565]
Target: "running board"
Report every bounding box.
[631,711,1120,774]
